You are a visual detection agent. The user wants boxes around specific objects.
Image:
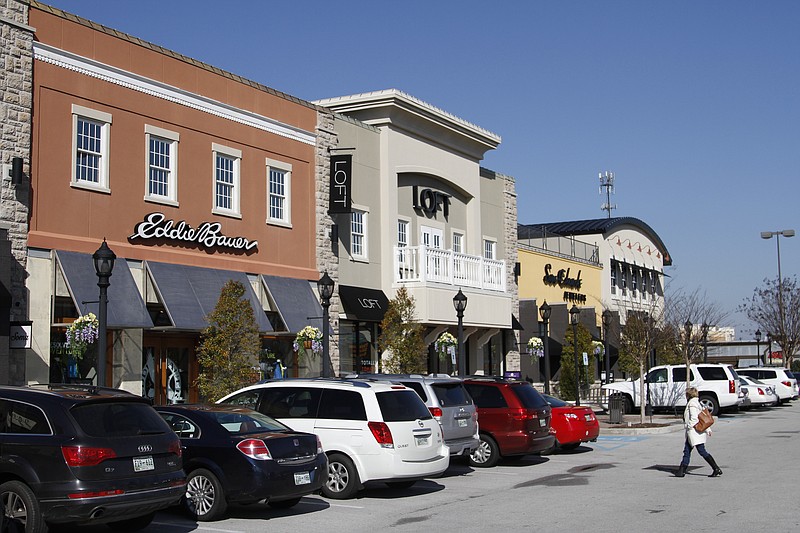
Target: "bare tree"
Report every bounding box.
[740,276,800,370]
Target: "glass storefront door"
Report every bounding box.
[142,335,196,404]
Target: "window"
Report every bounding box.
[0,400,51,435]
[318,390,367,420]
[610,261,618,294]
[632,268,638,293]
[212,143,241,217]
[145,125,179,205]
[266,158,292,226]
[484,239,496,260]
[647,368,668,383]
[452,232,463,254]
[71,105,112,192]
[397,219,408,262]
[351,208,368,260]
[621,264,628,291]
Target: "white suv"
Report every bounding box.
[735,367,798,403]
[218,379,449,499]
[601,363,740,415]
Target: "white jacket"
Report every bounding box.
[684,397,710,446]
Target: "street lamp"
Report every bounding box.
[766,332,773,366]
[602,309,612,385]
[761,229,795,355]
[539,301,552,394]
[569,304,581,406]
[453,289,468,377]
[755,329,762,365]
[92,239,115,388]
[317,271,335,378]
[701,322,710,364]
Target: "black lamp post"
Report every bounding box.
[539,301,552,394]
[684,319,692,362]
[602,310,612,385]
[755,329,762,365]
[766,332,772,366]
[569,304,581,406]
[453,289,468,377]
[317,271,335,378]
[701,322,710,364]
[92,239,115,387]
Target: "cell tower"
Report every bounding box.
[599,171,616,218]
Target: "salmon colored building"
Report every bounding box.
[26,3,329,401]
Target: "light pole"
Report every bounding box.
[701,322,710,364]
[684,319,693,383]
[453,289,468,377]
[317,272,334,378]
[766,332,772,366]
[92,240,115,388]
[602,309,612,385]
[539,301,552,394]
[755,329,762,365]
[761,229,795,356]
[569,304,581,406]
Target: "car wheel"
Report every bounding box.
[385,480,416,490]
[107,512,155,532]
[0,480,46,533]
[469,434,501,468]
[267,497,302,509]
[185,468,227,522]
[323,453,360,499]
[699,395,719,416]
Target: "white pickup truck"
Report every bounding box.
[601,363,741,415]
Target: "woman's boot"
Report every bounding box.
[705,455,722,477]
[675,464,687,477]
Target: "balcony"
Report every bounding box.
[394,246,506,292]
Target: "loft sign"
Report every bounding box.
[358,298,382,310]
[412,186,450,219]
[130,212,258,252]
[329,154,352,214]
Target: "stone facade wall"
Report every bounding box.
[1,0,33,385]
[502,172,520,371]
[315,110,340,374]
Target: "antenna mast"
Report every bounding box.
[599,171,616,218]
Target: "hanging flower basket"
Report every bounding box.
[435,332,458,361]
[65,313,99,361]
[527,337,544,360]
[592,340,604,356]
[294,325,323,356]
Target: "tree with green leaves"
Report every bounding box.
[559,323,594,402]
[378,287,427,374]
[740,276,800,370]
[196,280,260,402]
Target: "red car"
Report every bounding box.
[541,394,600,453]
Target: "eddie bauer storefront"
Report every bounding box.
[40,212,323,404]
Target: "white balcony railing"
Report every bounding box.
[394,246,506,292]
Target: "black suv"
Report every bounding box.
[0,385,185,533]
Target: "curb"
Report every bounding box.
[600,422,684,436]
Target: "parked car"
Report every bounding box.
[540,394,600,453]
[0,384,185,533]
[155,404,327,521]
[601,363,741,415]
[738,376,778,409]
[462,377,554,468]
[735,367,798,403]
[344,374,479,457]
[217,379,449,499]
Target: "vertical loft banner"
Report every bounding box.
[329,154,352,214]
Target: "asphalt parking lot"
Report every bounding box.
[68,401,800,533]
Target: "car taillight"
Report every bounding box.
[368,421,394,448]
[168,439,182,457]
[62,446,117,467]
[429,407,443,420]
[237,439,273,460]
[729,380,736,393]
[757,388,765,395]
[781,381,791,388]
[510,409,536,421]
[316,435,324,454]
[68,489,124,499]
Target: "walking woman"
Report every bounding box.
[675,387,723,477]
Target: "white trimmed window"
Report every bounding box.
[212,143,241,218]
[266,158,292,227]
[71,105,111,192]
[145,125,179,205]
[452,231,464,254]
[483,239,496,260]
[397,219,409,261]
[351,208,368,260]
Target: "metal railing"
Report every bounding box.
[394,245,506,292]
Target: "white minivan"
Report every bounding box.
[735,367,798,403]
[218,379,450,499]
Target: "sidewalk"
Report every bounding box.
[588,402,684,435]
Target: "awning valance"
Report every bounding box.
[261,274,322,333]
[339,285,389,322]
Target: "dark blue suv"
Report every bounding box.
[0,385,185,532]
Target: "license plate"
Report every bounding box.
[539,419,547,427]
[457,418,468,427]
[133,455,154,472]
[415,436,429,446]
[294,472,311,485]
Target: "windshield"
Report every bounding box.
[542,394,568,408]
[72,401,169,437]
[212,409,288,434]
[511,383,549,408]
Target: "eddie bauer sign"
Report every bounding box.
[130,213,258,252]
[542,263,586,304]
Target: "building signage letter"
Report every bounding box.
[130,212,258,252]
[329,154,352,214]
[412,186,451,219]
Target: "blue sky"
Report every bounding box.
[44,1,800,338]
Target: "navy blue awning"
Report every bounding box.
[261,275,322,333]
[55,250,153,328]
[146,262,272,332]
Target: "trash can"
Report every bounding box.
[609,395,624,424]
